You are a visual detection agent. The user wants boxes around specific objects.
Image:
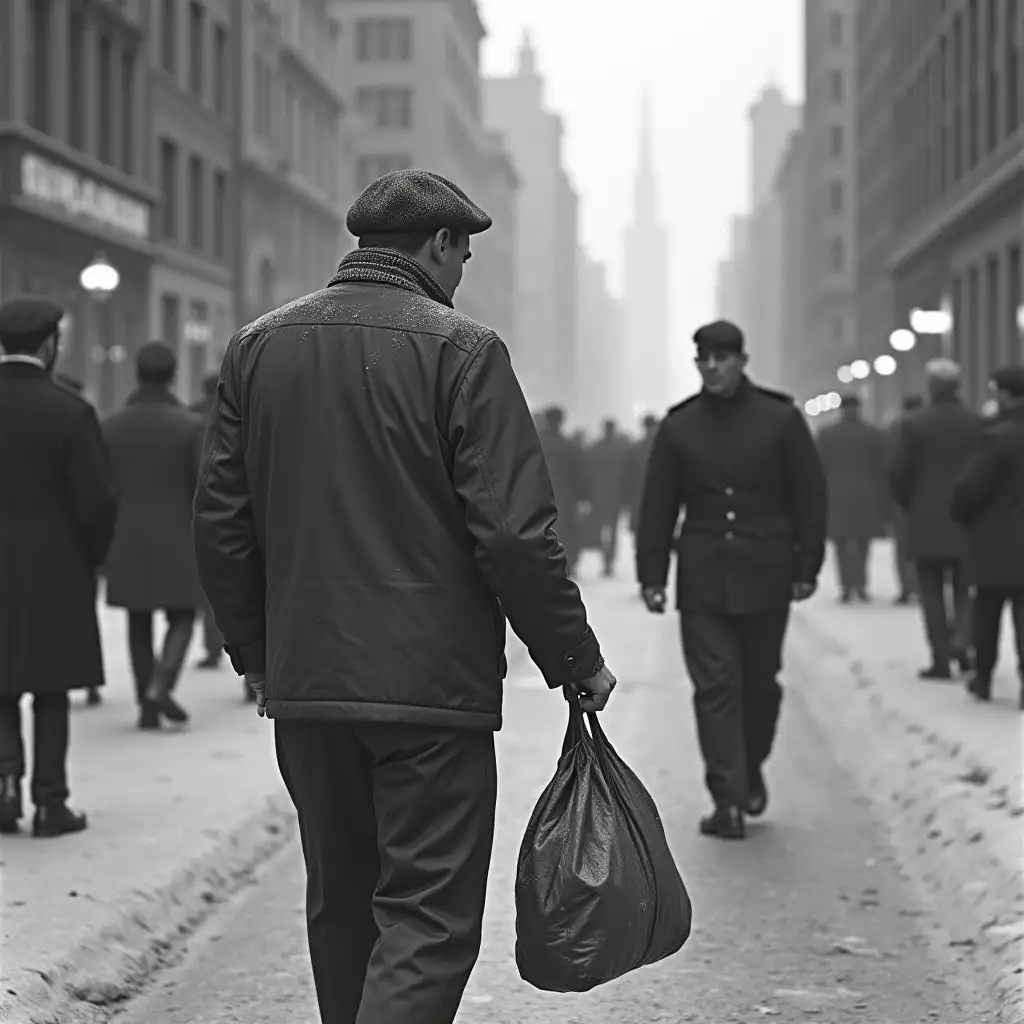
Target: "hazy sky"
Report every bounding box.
[477,0,804,397]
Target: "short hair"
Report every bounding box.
[136,342,177,386]
[358,227,469,255]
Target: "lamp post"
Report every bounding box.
[80,252,121,414]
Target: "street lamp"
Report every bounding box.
[804,397,821,416]
[874,354,897,376]
[889,328,916,352]
[909,306,953,335]
[823,391,841,410]
[80,252,120,301]
[850,359,871,380]
[837,364,855,384]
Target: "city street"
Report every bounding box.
[109,556,996,1024]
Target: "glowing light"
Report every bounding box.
[874,354,898,376]
[79,253,120,296]
[850,359,871,380]
[804,398,821,416]
[909,307,952,335]
[824,391,842,410]
[837,365,854,384]
[889,328,916,352]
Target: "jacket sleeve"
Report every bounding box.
[782,407,827,584]
[193,338,267,675]
[634,424,681,587]
[448,335,602,689]
[950,432,1000,525]
[67,403,118,569]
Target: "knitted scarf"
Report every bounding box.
[327,248,454,309]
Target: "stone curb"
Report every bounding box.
[786,610,1024,1024]
[1,795,297,1024]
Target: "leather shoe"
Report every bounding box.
[747,768,768,817]
[699,805,745,839]
[146,684,189,724]
[966,675,991,702]
[918,664,952,680]
[0,775,23,834]
[33,804,88,838]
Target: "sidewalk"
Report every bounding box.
[785,540,1024,1021]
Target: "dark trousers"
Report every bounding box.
[598,512,620,573]
[199,591,224,660]
[916,559,972,667]
[893,520,917,598]
[0,693,70,806]
[275,719,497,1024]
[678,609,790,808]
[973,587,1024,682]
[833,537,871,595]
[127,608,196,705]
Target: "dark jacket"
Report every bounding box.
[103,387,205,610]
[625,427,658,532]
[888,395,985,562]
[0,361,117,696]
[585,433,631,520]
[815,413,889,540]
[636,378,827,614]
[193,270,602,731]
[537,426,587,527]
[950,400,1024,588]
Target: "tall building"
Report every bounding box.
[623,98,670,418]
[484,34,577,412]
[574,252,625,433]
[336,0,519,348]
[234,0,348,327]
[148,0,239,405]
[750,83,801,210]
[714,215,752,326]
[775,129,811,395]
[0,0,156,416]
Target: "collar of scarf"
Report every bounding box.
[327,248,454,309]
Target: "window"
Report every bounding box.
[253,57,273,138]
[68,11,85,149]
[356,154,412,188]
[356,18,413,61]
[162,0,177,75]
[120,52,135,174]
[189,1,205,96]
[189,155,205,250]
[159,138,179,240]
[829,11,843,46]
[98,35,113,164]
[28,0,51,132]
[829,124,844,157]
[161,293,181,353]
[828,180,844,212]
[829,69,844,102]
[213,170,227,260]
[213,24,228,114]
[356,86,414,128]
[829,236,844,272]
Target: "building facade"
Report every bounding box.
[234,0,348,327]
[336,0,519,347]
[484,34,577,413]
[574,251,625,434]
[0,0,158,416]
[623,100,670,418]
[147,0,238,404]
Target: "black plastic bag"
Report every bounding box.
[515,696,692,992]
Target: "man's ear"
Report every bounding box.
[429,228,450,264]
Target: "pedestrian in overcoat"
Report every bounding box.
[193,169,616,1024]
[888,395,924,603]
[625,414,660,534]
[950,366,1024,707]
[889,358,985,679]
[585,418,631,576]
[537,405,588,576]
[0,298,118,838]
[636,320,827,840]
[815,393,889,602]
[103,343,205,729]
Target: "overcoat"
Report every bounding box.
[103,386,205,610]
[584,434,631,521]
[0,362,118,696]
[815,415,889,540]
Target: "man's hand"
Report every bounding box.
[791,581,816,602]
[641,585,667,613]
[245,673,267,716]
[572,663,617,712]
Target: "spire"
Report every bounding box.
[633,91,657,223]
[517,29,536,76]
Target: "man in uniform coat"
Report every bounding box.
[103,343,205,729]
[536,406,588,576]
[889,359,984,679]
[188,373,227,675]
[585,418,631,576]
[193,169,616,1024]
[815,393,889,602]
[0,298,118,837]
[889,395,924,604]
[636,319,827,840]
[950,366,1024,708]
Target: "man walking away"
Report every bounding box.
[625,414,660,535]
[536,406,588,577]
[636,320,827,840]
[193,169,616,1024]
[950,366,1024,709]
[889,358,985,679]
[586,418,630,576]
[0,299,118,837]
[189,373,227,675]
[104,344,205,729]
[815,393,889,602]
[890,395,924,603]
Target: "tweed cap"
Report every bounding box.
[346,169,492,238]
[0,297,65,345]
[925,357,961,382]
[136,341,177,380]
[693,320,744,354]
[991,365,1024,398]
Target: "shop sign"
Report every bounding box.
[20,153,150,241]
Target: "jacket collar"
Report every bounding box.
[0,359,50,379]
[326,248,455,309]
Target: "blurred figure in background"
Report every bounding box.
[889,395,924,604]
[189,373,227,675]
[0,298,117,837]
[536,406,587,576]
[889,359,985,680]
[103,344,205,729]
[625,413,660,535]
[585,418,631,576]
[950,366,1024,709]
[815,393,889,602]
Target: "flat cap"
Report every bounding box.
[0,297,65,345]
[136,341,177,379]
[346,169,492,238]
[925,357,961,382]
[693,320,744,354]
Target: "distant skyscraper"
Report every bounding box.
[623,98,670,419]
